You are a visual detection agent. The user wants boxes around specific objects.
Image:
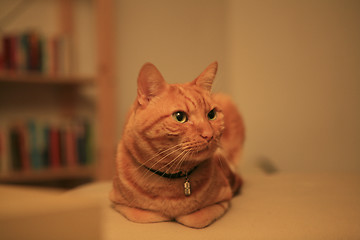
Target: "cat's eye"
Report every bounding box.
[207,109,217,120]
[172,111,188,123]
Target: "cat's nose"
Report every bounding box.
[198,121,213,142]
[201,134,213,142]
[200,130,213,142]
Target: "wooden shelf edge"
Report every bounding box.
[0,166,95,183]
[0,71,94,84]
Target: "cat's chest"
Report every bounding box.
[136,165,232,216]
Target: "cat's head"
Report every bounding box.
[126,62,224,172]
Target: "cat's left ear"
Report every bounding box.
[193,61,218,92]
[137,63,167,106]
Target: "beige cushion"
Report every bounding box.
[69,172,360,239]
[1,173,359,239]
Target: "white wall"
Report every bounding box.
[227,0,360,172]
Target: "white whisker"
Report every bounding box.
[140,149,188,181]
[173,150,191,174]
[135,143,183,170]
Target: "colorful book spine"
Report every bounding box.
[18,34,28,72]
[0,126,10,173]
[28,121,42,169]
[64,125,78,167]
[0,32,72,76]
[9,126,21,171]
[76,122,86,165]
[49,128,61,169]
[42,126,50,168]
[0,119,93,174]
[2,35,17,71]
[17,124,31,171]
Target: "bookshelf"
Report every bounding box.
[0,0,116,187]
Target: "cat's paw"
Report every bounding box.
[113,204,171,223]
[175,201,230,228]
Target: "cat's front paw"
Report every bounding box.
[113,204,171,223]
[175,201,230,228]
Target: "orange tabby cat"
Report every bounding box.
[110,62,245,228]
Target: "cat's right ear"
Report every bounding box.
[137,63,167,106]
[193,61,218,92]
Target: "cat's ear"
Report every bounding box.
[193,61,218,92]
[137,63,167,106]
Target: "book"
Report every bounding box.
[49,127,61,169]
[18,34,28,72]
[1,32,73,75]
[0,46,4,70]
[3,35,17,71]
[28,32,41,72]
[28,121,42,169]
[0,119,93,174]
[84,120,94,165]
[42,125,50,168]
[75,121,87,165]
[0,126,10,173]
[64,124,78,167]
[17,124,31,171]
[9,126,21,171]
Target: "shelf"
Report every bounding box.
[0,166,95,184]
[0,0,116,185]
[0,71,94,85]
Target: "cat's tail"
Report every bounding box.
[213,93,245,169]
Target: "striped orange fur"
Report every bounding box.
[110,62,245,228]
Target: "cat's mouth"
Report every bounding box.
[186,143,216,158]
[193,145,209,154]
[180,140,217,160]
[183,141,207,152]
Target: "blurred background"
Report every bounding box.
[0,0,359,189]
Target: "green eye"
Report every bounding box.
[207,109,217,120]
[172,111,188,123]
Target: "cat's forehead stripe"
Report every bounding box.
[176,86,195,111]
[191,88,211,110]
[177,86,208,111]
[193,88,209,109]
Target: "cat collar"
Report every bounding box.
[143,166,197,179]
[144,165,198,196]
